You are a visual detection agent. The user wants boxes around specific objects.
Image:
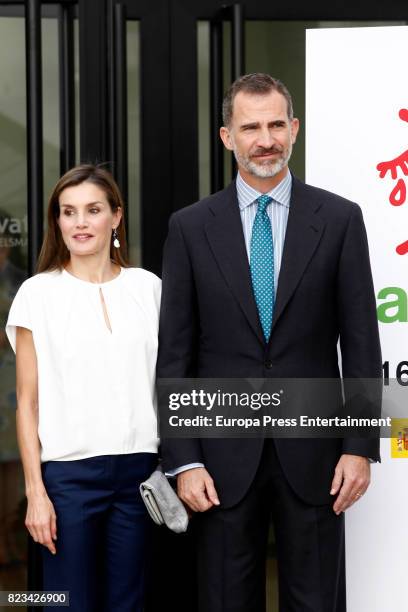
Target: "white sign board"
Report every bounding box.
[306,26,408,611]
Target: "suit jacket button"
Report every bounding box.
[264,360,273,369]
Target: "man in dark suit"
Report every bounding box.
[158,73,381,612]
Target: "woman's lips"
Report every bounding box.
[73,234,94,241]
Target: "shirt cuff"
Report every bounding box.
[165,462,205,477]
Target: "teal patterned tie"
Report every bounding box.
[250,195,274,342]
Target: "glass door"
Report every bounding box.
[0,3,70,601]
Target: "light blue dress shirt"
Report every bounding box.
[166,171,292,477]
[236,170,291,295]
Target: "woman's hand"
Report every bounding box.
[25,490,57,554]
[15,327,57,555]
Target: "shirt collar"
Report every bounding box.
[236,170,292,210]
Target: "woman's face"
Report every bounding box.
[57,181,121,259]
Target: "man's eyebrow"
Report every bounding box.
[60,201,105,207]
[239,122,260,130]
[239,119,287,129]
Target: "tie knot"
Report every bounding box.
[256,194,273,213]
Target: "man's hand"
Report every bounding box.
[330,454,370,515]
[177,467,220,513]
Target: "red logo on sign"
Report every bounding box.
[376,109,408,254]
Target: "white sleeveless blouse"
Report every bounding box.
[6,267,161,462]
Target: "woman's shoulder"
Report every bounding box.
[122,267,161,309]
[123,267,161,288]
[17,269,63,294]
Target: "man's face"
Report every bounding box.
[220,90,299,179]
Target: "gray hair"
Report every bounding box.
[222,73,294,127]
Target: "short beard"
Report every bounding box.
[233,142,292,179]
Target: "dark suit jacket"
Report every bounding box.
[157,176,382,508]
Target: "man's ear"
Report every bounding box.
[220,126,234,151]
[290,118,300,144]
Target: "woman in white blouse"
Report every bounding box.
[6,165,161,611]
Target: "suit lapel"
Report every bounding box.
[271,176,325,332]
[203,177,325,344]
[204,182,265,345]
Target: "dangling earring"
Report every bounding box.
[112,228,120,248]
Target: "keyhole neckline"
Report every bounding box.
[62,266,124,287]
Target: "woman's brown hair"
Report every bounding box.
[37,164,129,273]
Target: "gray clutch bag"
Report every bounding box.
[140,466,189,533]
